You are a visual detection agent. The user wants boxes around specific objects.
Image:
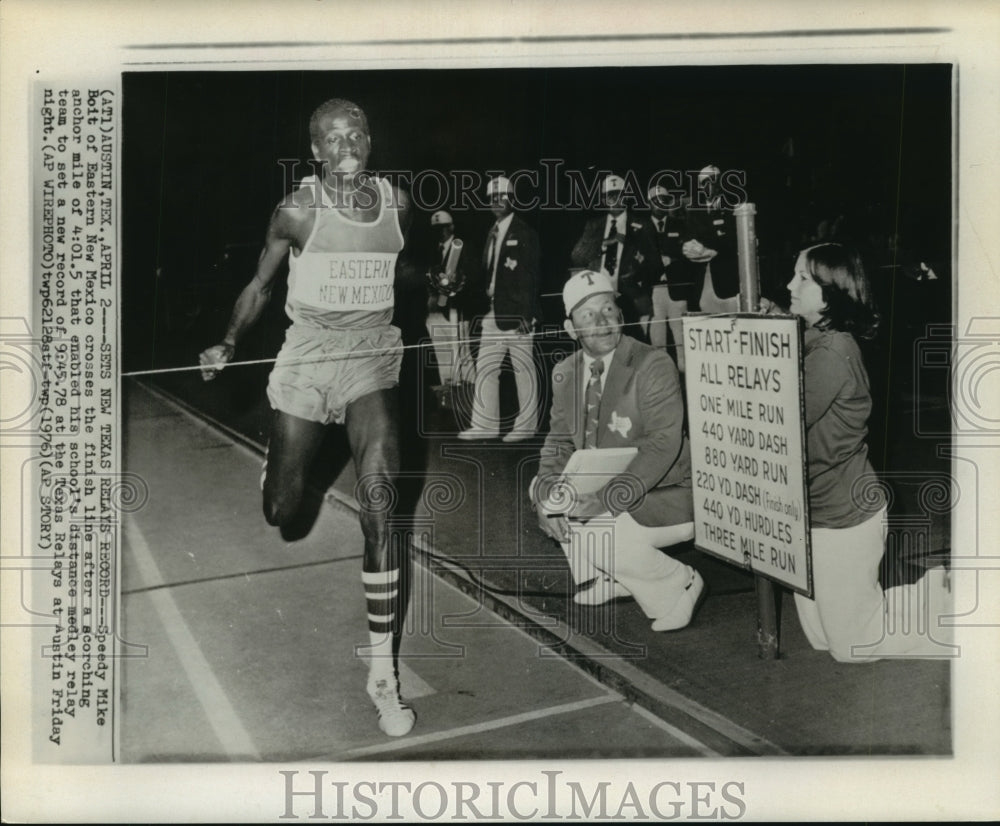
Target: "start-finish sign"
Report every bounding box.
[682,314,812,597]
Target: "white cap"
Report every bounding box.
[430,210,452,226]
[698,164,720,184]
[648,184,669,200]
[602,174,626,194]
[563,269,615,317]
[486,176,514,196]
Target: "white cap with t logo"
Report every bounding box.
[563,269,615,316]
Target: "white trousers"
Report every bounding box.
[561,510,696,620]
[650,283,688,353]
[469,310,538,434]
[794,508,954,662]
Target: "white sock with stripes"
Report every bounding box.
[362,569,414,737]
[363,569,398,679]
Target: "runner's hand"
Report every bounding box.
[199,343,235,381]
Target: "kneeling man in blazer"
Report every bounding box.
[531,270,703,631]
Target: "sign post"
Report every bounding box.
[682,314,812,655]
[736,203,780,660]
[682,203,811,659]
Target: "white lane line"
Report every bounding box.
[628,703,721,757]
[124,517,261,761]
[333,694,620,760]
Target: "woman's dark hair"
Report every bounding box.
[804,243,880,339]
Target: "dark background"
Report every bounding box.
[121,64,952,488]
[123,64,951,369]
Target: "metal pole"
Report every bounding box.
[734,203,781,660]
[734,203,760,312]
[449,307,460,385]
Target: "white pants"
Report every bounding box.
[469,310,538,434]
[650,283,689,354]
[794,508,954,662]
[561,510,696,620]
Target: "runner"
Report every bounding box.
[199,98,416,736]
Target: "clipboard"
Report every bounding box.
[542,447,638,516]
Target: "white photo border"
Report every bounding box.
[2,0,999,821]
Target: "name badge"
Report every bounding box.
[505,238,518,246]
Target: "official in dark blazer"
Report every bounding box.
[458,175,542,442]
[570,174,659,341]
[530,270,703,632]
[682,164,742,311]
[644,186,703,368]
[465,216,542,334]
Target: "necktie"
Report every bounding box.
[485,225,499,269]
[602,217,618,277]
[583,359,605,449]
[485,225,499,297]
[655,217,665,234]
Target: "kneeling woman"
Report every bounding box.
[787,243,950,662]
